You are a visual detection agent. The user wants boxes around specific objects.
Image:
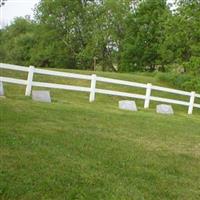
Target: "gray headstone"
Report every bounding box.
[119,100,138,111]
[0,82,4,96]
[32,90,51,103]
[156,104,174,115]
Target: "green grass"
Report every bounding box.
[0,68,200,199]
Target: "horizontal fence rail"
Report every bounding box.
[0,63,200,115]
[35,68,92,80]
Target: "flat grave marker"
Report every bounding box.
[32,90,51,103]
[0,81,4,97]
[119,100,138,111]
[156,104,174,115]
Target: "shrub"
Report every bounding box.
[156,72,200,92]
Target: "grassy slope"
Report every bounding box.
[0,68,200,200]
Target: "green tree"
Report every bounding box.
[35,0,94,69]
[0,18,36,66]
[160,0,200,71]
[120,0,171,72]
[35,0,132,70]
[78,0,132,71]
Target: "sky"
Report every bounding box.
[0,0,175,29]
[0,0,40,29]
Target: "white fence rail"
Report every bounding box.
[0,63,200,115]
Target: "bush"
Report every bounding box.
[156,72,200,92]
[183,56,200,76]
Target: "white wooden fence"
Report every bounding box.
[0,63,200,115]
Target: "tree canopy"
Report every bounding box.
[0,0,199,78]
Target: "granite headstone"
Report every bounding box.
[156,104,174,115]
[119,100,138,111]
[32,90,51,103]
[0,82,4,96]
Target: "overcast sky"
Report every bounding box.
[0,0,40,28]
[0,0,175,29]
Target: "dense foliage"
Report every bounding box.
[0,0,199,90]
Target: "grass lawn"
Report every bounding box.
[0,68,200,199]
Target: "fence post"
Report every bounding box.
[188,91,195,115]
[89,74,96,102]
[144,83,152,109]
[25,65,34,96]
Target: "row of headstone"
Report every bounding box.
[0,81,174,114]
[119,100,174,115]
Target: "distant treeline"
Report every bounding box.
[0,0,199,85]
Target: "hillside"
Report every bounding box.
[0,69,200,199]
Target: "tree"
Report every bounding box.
[160,0,200,71]
[1,0,199,78]
[35,0,94,69]
[78,0,132,71]
[0,18,36,66]
[120,0,171,72]
[35,0,133,71]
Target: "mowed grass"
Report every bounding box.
[0,68,200,199]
